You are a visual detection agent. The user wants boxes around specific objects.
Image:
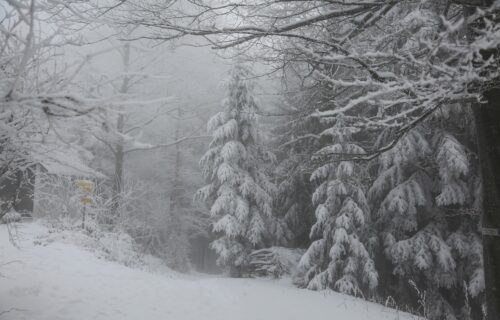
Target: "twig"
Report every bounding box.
[0,307,26,317]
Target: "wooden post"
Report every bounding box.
[82,204,86,229]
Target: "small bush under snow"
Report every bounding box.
[34,219,144,268]
[0,210,22,224]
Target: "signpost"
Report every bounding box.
[75,180,95,229]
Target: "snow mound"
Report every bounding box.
[31,220,145,268]
[29,219,176,275]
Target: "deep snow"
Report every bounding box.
[0,222,416,320]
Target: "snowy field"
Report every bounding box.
[0,222,415,320]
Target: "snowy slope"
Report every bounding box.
[0,222,417,320]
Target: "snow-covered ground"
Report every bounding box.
[0,222,416,320]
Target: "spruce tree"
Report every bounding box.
[271,85,323,248]
[196,63,275,275]
[296,116,378,296]
[368,105,484,320]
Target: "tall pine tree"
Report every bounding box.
[196,63,275,276]
[295,116,378,296]
[368,104,484,320]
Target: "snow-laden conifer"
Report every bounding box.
[369,106,484,319]
[196,64,275,274]
[296,117,378,296]
[271,90,323,248]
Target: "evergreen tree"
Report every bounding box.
[368,105,484,320]
[271,78,324,248]
[296,116,378,296]
[196,63,275,275]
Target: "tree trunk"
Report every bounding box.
[475,87,500,320]
[170,124,181,212]
[111,43,130,220]
[166,110,190,271]
[111,112,124,219]
[465,3,500,318]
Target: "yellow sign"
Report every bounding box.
[76,180,95,193]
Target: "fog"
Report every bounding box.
[0,1,495,320]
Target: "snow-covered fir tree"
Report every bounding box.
[368,104,484,320]
[271,74,324,248]
[295,116,378,296]
[196,63,275,275]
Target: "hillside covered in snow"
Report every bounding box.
[0,222,415,320]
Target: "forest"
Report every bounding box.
[1,1,500,320]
